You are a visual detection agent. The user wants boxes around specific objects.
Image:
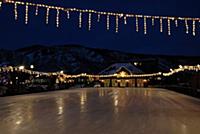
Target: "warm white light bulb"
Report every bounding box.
[19,66,25,70]
[60,70,64,74]
[30,65,34,69]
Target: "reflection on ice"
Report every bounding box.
[58,106,63,115]
[7,101,34,128]
[181,124,188,134]
[15,120,22,125]
[126,90,129,96]
[114,96,118,107]
[0,88,200,134]
[56,98,64,115]
[80,91,87,112]
[98,89,105,97]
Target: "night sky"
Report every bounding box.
[0,0,200,56]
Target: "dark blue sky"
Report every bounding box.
[0,0,200,56]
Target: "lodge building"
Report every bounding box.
[98,63,148,87]
[64,63,149,88]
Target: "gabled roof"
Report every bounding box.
[100,63,143,75]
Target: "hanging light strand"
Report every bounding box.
[46,8,49,24]
[35,5,38,16]
[136,15,139,32]
[67,10,70,19]
[167,18,171,35]
[185,19,189,34]
[175,19,178,27]
[106,15,109,30]
[124,16,127,25]
[25,4,29,24]
[193,20,196,36]
[14,3,18,20]
[79,12,82,28]
[97,13,100,22]
[152,16,155,26]
[160,17,163,33]
[56,9,59,27]
[88,13,91,31]
[4,0,200,22]
[3,0,200,36]
[115,15,119,33]
[144,16,147,34]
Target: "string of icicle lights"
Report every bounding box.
[1,0,200,36]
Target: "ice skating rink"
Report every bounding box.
[0,88,200,134]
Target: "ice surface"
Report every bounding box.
[0,88,200,134]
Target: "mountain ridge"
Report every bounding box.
[0,45,200,74]
[15,44,200,58]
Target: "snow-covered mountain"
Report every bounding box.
[0,45,200,74]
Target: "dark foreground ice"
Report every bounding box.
[0,88,200,134]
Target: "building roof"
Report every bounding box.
[99,63,143,75]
